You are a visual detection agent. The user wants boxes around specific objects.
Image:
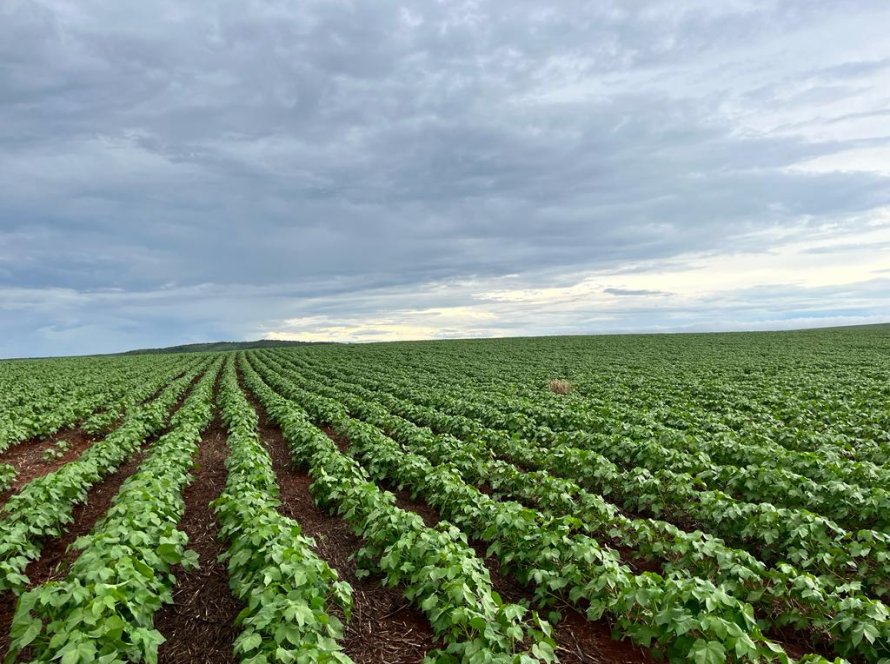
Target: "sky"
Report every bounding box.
[1,0,889,357]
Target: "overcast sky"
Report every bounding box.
[2,1,889,357]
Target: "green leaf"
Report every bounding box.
[157,543,181,565]
[691,639,726,664]
[240,633,262,653]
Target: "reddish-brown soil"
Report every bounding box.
[0,429,96,505]
[247,393,441,664]
[0,445,150,659]
[766,624,829,661]
[155,412,240,664]
[322,425,351,455]
[0,368,191,506]
[612,546,663,575]
[321,427,655,664]
[233,372,822,663]
[390,488,441,528]
[0,372,205,661]
[554,608,653,664]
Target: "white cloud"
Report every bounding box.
[257,211,890,342]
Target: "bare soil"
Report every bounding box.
[246,389,441,664]
[0,372,204,661]
[0,445,150,659]
[0,429,96,505]
[155,410,240,664]
[321,427,656,664]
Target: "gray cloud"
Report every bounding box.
[1,0,889,356]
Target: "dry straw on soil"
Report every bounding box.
[548,378,573,394]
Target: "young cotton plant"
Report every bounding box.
[214,359,354,664]
[0,365,206,595]
[5,361,220,664]
[330,385,890,664]
[41,439,70,462]
[0,463,14,492]
[253,362,803,664]
[240,355,557,664]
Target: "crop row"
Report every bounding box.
[282,348,890,490]
[246,354,824,664]
[283,350,890,529]
[0,356,215,508]
[213,356,356,663]
[240,355,558,663]
[267,351,890,601]
[253,353,890,662]
[281,333,890,467]
[78,356,206,438]
[6,357,223,662]
[0,355,193,454]
[0,358,211,594]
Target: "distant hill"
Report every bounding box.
[120,339,331,355]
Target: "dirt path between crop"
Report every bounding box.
[321,425,656,664]
[0,368,195,507]
[155,404,239,664]
[0,444,151,659]
[243,385,440,664]
[0,429,97,506]
[0,373,204,661]
[251,358,830,662]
